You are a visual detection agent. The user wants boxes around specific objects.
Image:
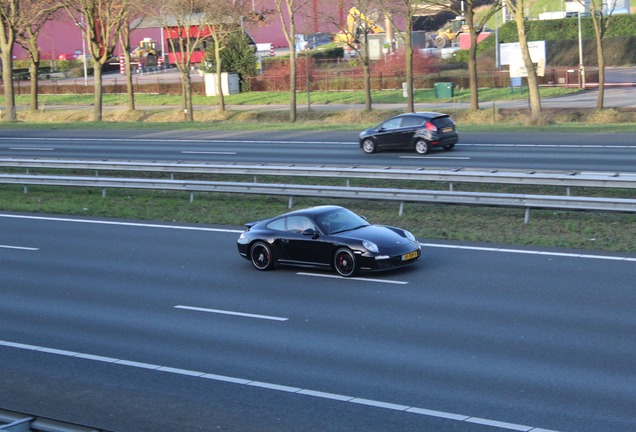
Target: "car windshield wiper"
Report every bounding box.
[332,224,368,234]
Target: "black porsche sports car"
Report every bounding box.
[237,205,421,277]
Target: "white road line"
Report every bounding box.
[0,339,561,432]
[1,213,633,263]
[8,147,55,151]
[181,151,237,155]
[0,244,39,251]
[0,213,243,233]
[400,156,471,160]
[421,243,636,262]
[297,272,409,284]
[175,305,288,321]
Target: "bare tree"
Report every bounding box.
[273,0,310,122]
[155,0,212,122]
[119,0,155,112]
[205,0,251,112]
[506,0,542,119]
[381,0,418,112]
[423,0,500,111]
[326,1,383,111]
[577,0,616,109]
[16,0,62,112]
[59,0,130,121]
[0,0,21,121]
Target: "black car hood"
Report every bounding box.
[334,224,412,246]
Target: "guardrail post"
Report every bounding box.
[566,187,571,196]
[524,207,531,224]
[102,188,106,198]
[23,185,28,194]
[449,182,454,192]
[288,196,293,208]
[399,202,404,216]
[190,192,194,203]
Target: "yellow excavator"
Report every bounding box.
[132,38,159,68]
[433,16,469,48]
[335,7,384,45]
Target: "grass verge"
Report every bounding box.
[1,185,634,253]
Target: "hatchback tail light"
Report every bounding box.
[425,121,437,131]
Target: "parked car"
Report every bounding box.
[237,205,421,277]
[359,112,458,155]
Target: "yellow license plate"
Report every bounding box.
[443,127,453,133]
[402,251,418,261]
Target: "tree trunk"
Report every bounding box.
[1,51,16,122]
[121,31,135,111]
[181,69,193,122]
[29,58,40,112]
[404,29,414,113]
[289,43,297,123]
[215,43,225,112]
[514,10,542,120]
[466,8,479,111]
[92,60,103,121]
[595,34,605,109]
[362,34,372,111]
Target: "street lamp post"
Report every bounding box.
[578,11,585,88]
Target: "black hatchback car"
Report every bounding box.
[359,112,458,155]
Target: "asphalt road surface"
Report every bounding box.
[1,213,635,431]
[0,130,635,173]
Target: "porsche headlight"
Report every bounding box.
[404,230,416,242]
[363,240,379,253]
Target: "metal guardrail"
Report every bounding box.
[1,173,635,223]
[0,408,108,432]
[1,158,636,190]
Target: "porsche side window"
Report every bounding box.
[286,216,314,233]
[266,218,286,231]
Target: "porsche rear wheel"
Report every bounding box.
[334,248,359,277]
[250,241,274,271]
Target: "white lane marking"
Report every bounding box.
[0,244,39,251]
[400,156,471,160]
[0,213,242,233]
[8,147,55,151]
[421,243,636,262]
[175,305,288,322]
[0,137,351,145]
[297,272,409,284]
[457,143,634,149]
[1,213,633,263]
[182,151,237,155]
[0,339,561,432]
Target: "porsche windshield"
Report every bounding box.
[315,208,369,235]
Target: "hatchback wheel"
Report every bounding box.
[414,139,430,155]
[250,241,274,271]
[361,139,377,154]
[334,248,358,277]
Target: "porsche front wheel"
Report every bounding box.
[334,248,359,277]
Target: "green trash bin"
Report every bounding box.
[434,82,454,98]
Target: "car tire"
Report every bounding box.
[414,139,430,155]
[443,143,455,151]
[334,247,359,277]
[361,139,377,154]
[250,241,274,271]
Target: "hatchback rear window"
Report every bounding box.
[431,116,454,128]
